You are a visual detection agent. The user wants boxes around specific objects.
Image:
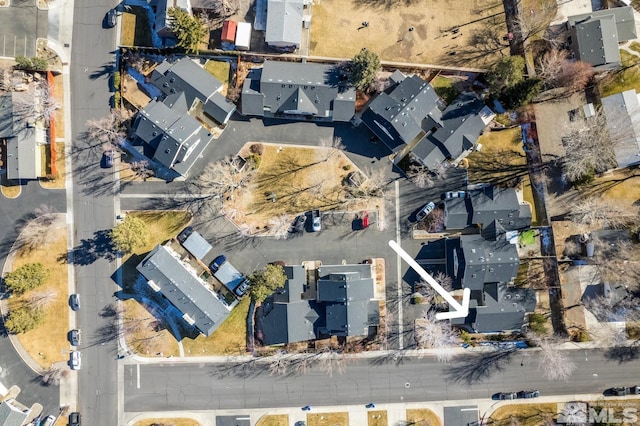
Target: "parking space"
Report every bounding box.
[0,0,47,58]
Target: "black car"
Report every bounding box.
[69,412,81,426]
[105,9,117,28]
[102,150,115,168]
[517,390,540,399]
[69,294,80,311]
[177,226,193,243]
[493,392,517,400]
[292,215,306,233]
[605,386,631,396]
[209,255,226,273]
[69,329,82,346]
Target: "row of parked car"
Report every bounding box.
[289,210,322,233]
[493,390,540,400]
[414,191,467,222]
[604,385,640,396]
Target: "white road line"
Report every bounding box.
[136,364,140,389]
[119,193,215,199]
[395,180,403,349]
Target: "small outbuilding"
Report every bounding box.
[221,20,237,42]
[235,22,251,51]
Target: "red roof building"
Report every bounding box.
[221,20,237,43]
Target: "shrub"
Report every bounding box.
[5,306,45,334]
[249,143,264,155]
[246,153,261,169]
[4,263,49,295]
[113,71,121,90]
[343,165,351,171]
[528,313,547,334]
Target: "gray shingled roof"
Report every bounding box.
[0,93,39,180]
[149,58,222,106]
[182,231,213,260]
[567,6,636,69]
[240,61,355,121]
[203,92,237,124]
[601,89,640,168]
[457,235,520,291]
[444,197,471,229]
[261,300,322,345]
[137,245,231,336]
[0,401,28,426]
[273,265,306,303]
[265,0,304,47]
[471,187,532,231]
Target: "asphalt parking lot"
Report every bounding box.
[0,0,48,58]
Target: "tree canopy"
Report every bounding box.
[167,7,207,54]
[348,49,381,92]
[248,263,287,302]
[5,305,45,334]
[487,55,525,93]
[4,263,49,295]
[110,216,148,253]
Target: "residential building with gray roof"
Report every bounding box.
[265,0,304,49]
[0,400,29,426]
[360,72,494,169]
[137,244,232,336]
[260,264,379,345]
[241,61,356,122]
[566,6,636,70]
[600,89,640,168]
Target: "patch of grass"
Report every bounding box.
[53,74,65,138]
[40,142,66,189]
[182,297,250,356]
[630,42,640,55]
[133,419,200,426]
[120,6,153,47]
[599,173,640,210]
[519,229,536,246]
[129,210,192,254]
[406,408,441,425]
[468,127,537,224]
[121,12,136,47]
[1,173,21,198]
[598,51,640,98]
[256,414,289,426]
[307,412,349,426]
[430,76,461,104]
[368,410,387,425]
[11,228,69,369]
[123,299,180,357]
[204,60,230,85]
[488,403,557,426]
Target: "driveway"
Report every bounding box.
[0,0,48,58]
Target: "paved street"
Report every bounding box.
[123,349,639,412]
[69,0,119,425]
[0,0,47,58]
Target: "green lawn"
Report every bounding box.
[519,229,536,246]
[430,75,461,104]
[598,50,640,97]
[120,6,153,47]
[204,60,231,85]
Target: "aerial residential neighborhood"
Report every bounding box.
[1,0,640,425]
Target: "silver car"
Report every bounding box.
[416,202,436,221]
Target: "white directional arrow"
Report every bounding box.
[388,240,470,320]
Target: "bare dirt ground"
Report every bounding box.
[310,0,508,67]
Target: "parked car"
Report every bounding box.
[292,215,306,233]
[70,351,81,370]
[69,412,82,426]
[443,191,466,200]
[102,150,115,168]
[415,202,436,221]
[209,255,227,273]
[311,210,321,232]
[493,392,517,400]
[177,226,193,243]
[69,329,82,346]
[365,402,376,408]
[605,386,633,396]
[105,8,117,27]
[517,390,540,399]
[69,294,80,311]
[234,278,250,297]
[42,415,56,426]
[301,405,312,411]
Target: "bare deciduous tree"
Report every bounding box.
[513,0,557,45]
[85,108,135,149]
[25,288,58,311]
[268,214,292,240]
[14,79,61,123]
[318,136,345,162]
[193,157,255,199]
[130,159,154,180]
[268,353,292,376]
[537,49,594,90]
[407,164,434,189]
[16,210,65,252]
[568,197,638,230]
[534,338,576,381]
[414,312,457,363]
[317,348,349,377]
[197,0,241,19]
[41,365,68,386]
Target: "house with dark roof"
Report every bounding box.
[600,89,640,168]
[137,244,232,336]
[443,186,532,232]
[265,0,305,50]
[260,264,380,345]
[132,58,236,178]
[566,6,636,70]
[360,71,495,169]
[0,92,45,180]
[445,235,536,333]
[241,60,356,122]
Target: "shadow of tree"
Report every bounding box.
[444,348,517,384]
[60,229,115,265]
[604,344,639,364]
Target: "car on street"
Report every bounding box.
[105,9,117,27]
[443,190,466,200]
[311,210,321,232]
[177,226,193,243]
[234,278,250,297]
[70,351,81,370]
[365,403,376,408]
[301,405,312,411]
[69,329,82,346]
[292,215,306,233]
[209,255,226,273]
[493,392,517,400]
[42,415,56,426]
[517,390,540,399]
[605,386,640,396]
[69,294,80,311]
[69,412,82,426]
[415,202,436,221]
[102,150,115,168]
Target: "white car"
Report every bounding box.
[70,351,81,370]
[415,202,436,221]
[42,415,56,426]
